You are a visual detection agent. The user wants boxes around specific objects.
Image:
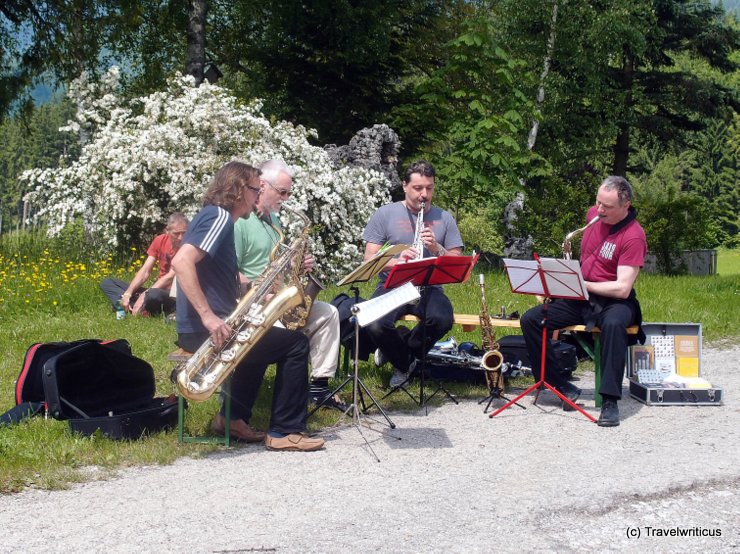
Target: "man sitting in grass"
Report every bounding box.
[100,212,188,317]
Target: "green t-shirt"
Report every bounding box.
[234,212,282,279]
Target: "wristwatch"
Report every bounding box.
[437,246,446,257]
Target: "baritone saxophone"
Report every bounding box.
[174,205,314,402]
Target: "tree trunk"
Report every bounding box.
[527,0,558,151]
[504,0,557,259]
[612,54,635,176]
[186,0,208,85]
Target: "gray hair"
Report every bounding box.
[259,159,293,184]
[600,175,633,205]
[166,212,189,228]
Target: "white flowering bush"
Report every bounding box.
[22,67,391,280]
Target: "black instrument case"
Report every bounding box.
[42,341,177,439]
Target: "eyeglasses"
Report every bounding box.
[244,185,261,195]
[264,179,292,198]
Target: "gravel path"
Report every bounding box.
[1,344,737,553]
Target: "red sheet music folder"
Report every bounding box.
[385,254,479,289]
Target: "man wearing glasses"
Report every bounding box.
[173,161,324,451]
[234,159,343,410]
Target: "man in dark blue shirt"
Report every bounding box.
[173,161,324,451]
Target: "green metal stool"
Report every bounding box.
[168,348,233,446]
[177,379,233,446]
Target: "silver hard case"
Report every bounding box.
[627,322,722,406]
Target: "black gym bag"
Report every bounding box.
[497,335,578,378]
[1,339,132,426]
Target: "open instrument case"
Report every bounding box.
[42,341,178,439]
[628,322,722,406]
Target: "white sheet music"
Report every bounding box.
[353,282,420,328]
[502,259,542,295]
[539,257,589,300]
[503,257,588,300]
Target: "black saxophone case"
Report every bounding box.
[42,341,178,439]
[1,339,131,426]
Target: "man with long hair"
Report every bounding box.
[173,161,324,451]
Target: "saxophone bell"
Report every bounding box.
[481,349,504,372]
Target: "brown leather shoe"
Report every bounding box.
[211,414,266,443]
[264,433,325,452]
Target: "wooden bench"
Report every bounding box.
[400,314,638,407]
[400,313,522,332]
[167,348,192,362]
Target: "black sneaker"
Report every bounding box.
[556,382,582,412]
[389,359,416,388]
[597,399,620,427]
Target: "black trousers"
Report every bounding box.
[100,277,175,315]
[178,327,310,435]
[365,285,454,372]
[520,298,637,398]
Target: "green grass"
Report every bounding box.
[1,242,738,493]
[717,247,740,276]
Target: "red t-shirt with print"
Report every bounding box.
[579,206,647,283]
[146,234,175,281]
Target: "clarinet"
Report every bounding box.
[412,201,425,260]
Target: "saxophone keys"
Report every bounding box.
[220,348,237,362]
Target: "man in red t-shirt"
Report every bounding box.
[100,213,189,317]
[520,176,647,427]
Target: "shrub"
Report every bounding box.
[21,68,391,281]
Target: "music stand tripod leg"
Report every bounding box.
[480,387,526,413]
[349,318,402,461]
[489,300,596,422]
[380,286,457,411]
[307,373,352,419]
[418,287,457,410]
[381,375,420,405]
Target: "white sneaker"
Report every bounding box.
[374,348,388,367]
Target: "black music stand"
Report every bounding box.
[489,254,597,422]
[381,254,479,410]
[344,282,420,460]
[309,243,408,418]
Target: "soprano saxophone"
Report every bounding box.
[562,215,600,259]
[479,274,505,391]
[174,204,313,402]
